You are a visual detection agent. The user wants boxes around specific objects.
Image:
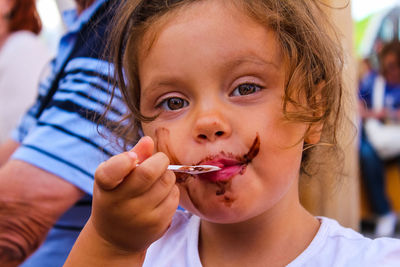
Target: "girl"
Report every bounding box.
[65,0,400,266]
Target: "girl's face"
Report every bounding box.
[382,52,400,85]
[139,1,308,223]
[0,0,12,38]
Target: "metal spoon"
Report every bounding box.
[136,164,221,175]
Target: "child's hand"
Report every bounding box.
[90,136,180,254]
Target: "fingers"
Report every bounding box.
[118,152,170,197]
[95,151,138,191]
[133,169,177,208]
[153,182,180,213]
[95,134,177,210]
[135,177,180,233]
[146,184,180,235]
[95,136,154,191]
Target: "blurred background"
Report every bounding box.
[36,0,75,55]
[353,0,400,68]
[351,0,400,236]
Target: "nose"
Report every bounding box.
[193,111,232,143]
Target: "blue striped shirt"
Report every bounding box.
[11,1,126,266]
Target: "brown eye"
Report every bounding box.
[160,97,188,110]
[231,83,262,96]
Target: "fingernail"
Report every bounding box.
[127,151,138,160]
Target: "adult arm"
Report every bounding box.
[358,100,386,120]
[0,160,84,266]
[0,139,19,166]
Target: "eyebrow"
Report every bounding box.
[141,77,184,100]
[142,55,280,98]
[222,56,280,71]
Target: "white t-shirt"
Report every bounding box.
[0,31,52,142]
[144,211,400,267]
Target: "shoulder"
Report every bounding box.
[289,217,400,267]
[0,31,51,63]
[143,210,202,267]
[6,31,43,48]
[324,217,400,266]
[7,31,36,41]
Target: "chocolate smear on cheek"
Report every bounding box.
[242,133,260,164]
[155,128,180,164]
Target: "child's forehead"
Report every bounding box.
[138,0,278,59]
[165,0,260,27]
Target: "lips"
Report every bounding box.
[197,158,245,182]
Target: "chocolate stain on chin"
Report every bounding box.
[223,196,235,207]
[215,181,228,195]
[215,181,236,207]
[176,173,190,183]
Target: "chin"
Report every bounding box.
[179,188,256,223]
[191,207,250,224]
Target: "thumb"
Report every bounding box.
[94,136,154,191]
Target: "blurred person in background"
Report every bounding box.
[0,0,124,266]
[359,41,400,237]
[0,0,52,143]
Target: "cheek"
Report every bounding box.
[141,123,185,164]
[142,120,183,139]
[253,117,306,179]
[263,111,308,148]
[141,123,156,139]
[256,141,303,179]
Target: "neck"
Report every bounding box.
[0,33,10,50]
[76,0,96,15]
[198,194,319,267]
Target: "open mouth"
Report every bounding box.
[196,133,260,182]
[197,158,245,182]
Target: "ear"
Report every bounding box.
[304,122,323,144]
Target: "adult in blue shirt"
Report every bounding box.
[359,41,400,237]
[0,0,125,266]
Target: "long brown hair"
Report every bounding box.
[8,0,42,34]
[105,0,348,179]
